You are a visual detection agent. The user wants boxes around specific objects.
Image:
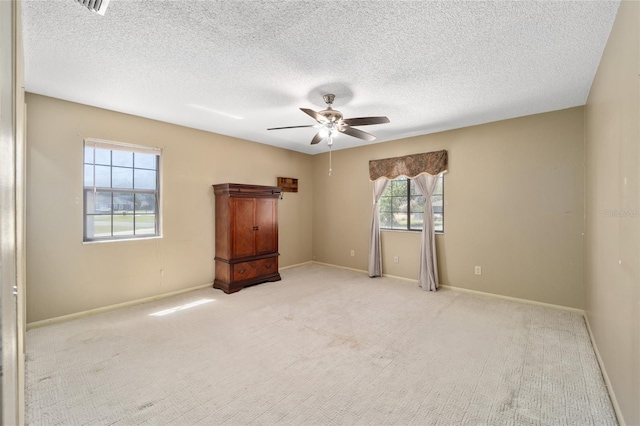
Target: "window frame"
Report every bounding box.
[379,174,444,234]
[83,138,162,243]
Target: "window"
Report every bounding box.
[379,174,444,233]
[83,139,161,242]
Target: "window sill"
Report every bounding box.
[83,235,162,245]
[381,229,444,235]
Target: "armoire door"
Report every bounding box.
[255,198,277,255]
[232,198,256,258]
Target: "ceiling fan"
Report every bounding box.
[267,94,390,146]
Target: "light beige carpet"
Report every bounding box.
[26,264,617,425]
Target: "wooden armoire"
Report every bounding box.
[213,183,281,293]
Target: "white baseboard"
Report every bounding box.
[382,272,419,283]
[280,261,314,270]
[311,261,369,276]
[583,314,626,426]
[28,262,330,329]
[26,283,213,330]
[311,261,584,315]
[27,262,339,329]
[439,284,585,315]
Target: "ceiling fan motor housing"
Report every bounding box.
[319,109,343,123]
[319,94,342,122]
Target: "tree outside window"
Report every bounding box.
[379,174,444,232]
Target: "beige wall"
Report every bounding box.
[26,97,587,317]
[25,94,313,322]
[312,107,585,309]
[584,1,640,424]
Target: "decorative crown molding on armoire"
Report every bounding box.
[212,183,282,293]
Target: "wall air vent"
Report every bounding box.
[76,0,110,16]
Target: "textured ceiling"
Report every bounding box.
[22,0,620,155]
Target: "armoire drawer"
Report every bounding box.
[233,258,278,282]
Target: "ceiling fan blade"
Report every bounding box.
[310,132,324,145]
[341,116,390,126]
[267,125,315,130]
[300,108,329,124]
[337,124,376,142]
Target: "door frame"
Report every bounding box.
[1,0,25,423]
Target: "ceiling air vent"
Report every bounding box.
[76,0,110,16]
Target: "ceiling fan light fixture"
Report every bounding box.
[267,93,389,147]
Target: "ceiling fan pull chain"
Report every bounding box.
[328,145,332,176]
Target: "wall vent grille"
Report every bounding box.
[76,0,110,16]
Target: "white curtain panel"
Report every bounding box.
[368,178,390,277]
[413,174,440,291]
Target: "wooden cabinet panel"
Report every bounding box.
[214,196,230,259]
[232,198,256,258]
[213,183,281,294]
[255,198,277,255]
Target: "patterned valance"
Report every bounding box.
[369,150,448,181]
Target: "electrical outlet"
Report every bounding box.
[394,256,399,263]
[350,249,355,257]
[475,266,482,275]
